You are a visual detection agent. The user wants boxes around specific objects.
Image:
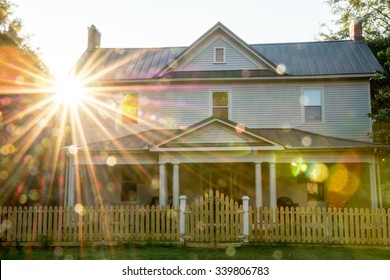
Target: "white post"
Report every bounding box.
[68,165,75,207]
[179,195,187,236]
[159,163,167,206]
[269,162,277,208]
[242,196,250,242]
[369,158,378,209]
[63,157,69,207]
[255,162,262,207]
[172,163,180,207]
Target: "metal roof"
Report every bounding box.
[83,124,385,152]
[251,40,383,76]
[75,40,382,81]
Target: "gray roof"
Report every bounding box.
[76,40,382,81]
[251,40,383,76]
[84,125,385,152]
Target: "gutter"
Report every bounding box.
[89,73,375,86]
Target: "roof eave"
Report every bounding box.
[92,73,374,85]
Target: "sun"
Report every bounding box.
[54,75,85,108]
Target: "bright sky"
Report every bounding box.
[12,0,335,79]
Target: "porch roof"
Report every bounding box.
[81,122,385,152]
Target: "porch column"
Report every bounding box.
[269,162,277,208]
[172,163,180,207]
[369,157,378,209]
[159,163,167,206]
[255,162,263,207]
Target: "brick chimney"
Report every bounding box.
[87,25,101,50]
[349,17,363,41]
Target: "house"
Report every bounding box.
[64,21,385,210]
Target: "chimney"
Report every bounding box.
[349,17,363,41]
[87,25,101,50]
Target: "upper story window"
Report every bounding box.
[116,93,138,131]
[212,91,229,119]
[302,89,323,123]
[121,93,138,124]
[214,47,226,63]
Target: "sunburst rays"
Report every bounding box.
[0,43,177,206]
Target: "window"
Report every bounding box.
[214,47,226,63]
[303,89,323,122]
[121,94,138,124]
[307,181,325,202]
[116,93,138,131]
[120,167,138,203]
[212,91,229,119]
[296,167,325,203]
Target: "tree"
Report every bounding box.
[319,0,390,41]
[1,1,67,206]
[320,0,390,207]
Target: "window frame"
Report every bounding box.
[301,88,324,123]
[120,166,139,203]
[213,46,226,64]
[210,89,231,119]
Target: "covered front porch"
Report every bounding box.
[64,118,383,209]
[65,150,376,210]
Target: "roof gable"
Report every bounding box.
[151,118,284,151]
[75,23,382,81]
[156,22,278,77]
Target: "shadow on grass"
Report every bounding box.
[1,243,390,260]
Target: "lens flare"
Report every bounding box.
[54,76,85,108]
[307,163,328,182]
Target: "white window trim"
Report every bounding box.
[213,46,226,64]
[301,87,325,124]
[209,89,232,119]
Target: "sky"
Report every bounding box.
[11,0,336,79]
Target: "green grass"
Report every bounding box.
[1,243,390,260]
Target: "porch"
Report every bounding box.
[64,118,383,209]
[68,159,374,210]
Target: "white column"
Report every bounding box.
[65,153,76,208]
[68,165,75,207]
[172,163,180,207]
[369,158,378,209]
[159,163,167,206]
[255,162,262,207]
[269,162,277,208]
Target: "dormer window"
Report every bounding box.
[214,47,226,63]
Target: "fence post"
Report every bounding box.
[242,196,250,242]
[179,195,187,237]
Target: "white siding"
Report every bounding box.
[137,90,210,131]
[295,83,371,141]
[181,38,259,71]
[79,81,372,144]
[181,126,254,143]
[231,85,302,128]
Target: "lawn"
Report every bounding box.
[1,243,390,260]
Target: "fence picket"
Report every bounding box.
[1,199,390,246]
